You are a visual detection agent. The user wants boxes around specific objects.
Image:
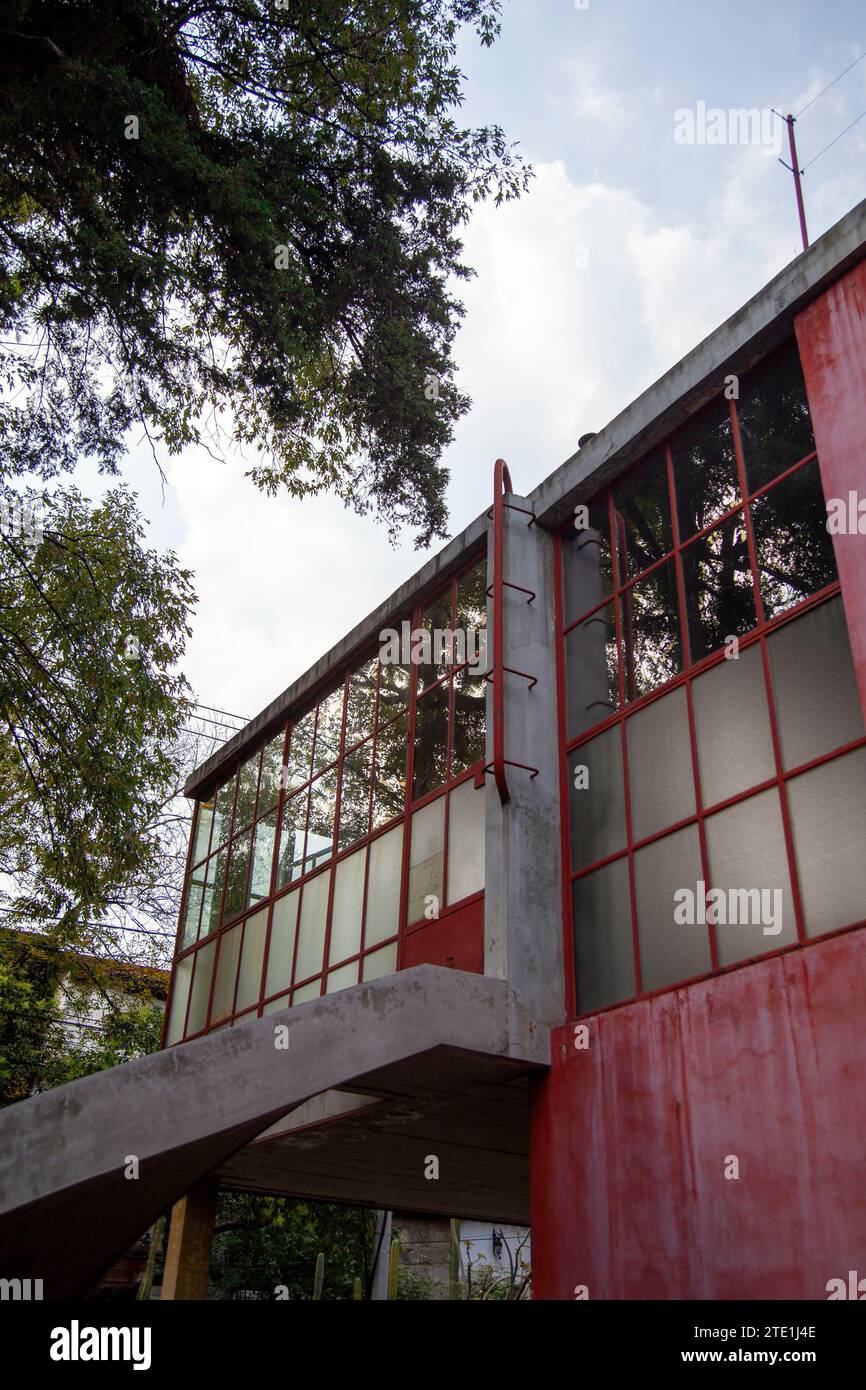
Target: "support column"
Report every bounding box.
[160,1176,218,1300]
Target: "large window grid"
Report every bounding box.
[557,341,866,1018]
[165,553,487,1043]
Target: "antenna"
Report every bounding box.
[774,110,809,252]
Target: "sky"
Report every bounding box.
[79,0,866,735]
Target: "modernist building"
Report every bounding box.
[2,199,866,1301]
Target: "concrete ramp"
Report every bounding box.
[0,966,548,1297]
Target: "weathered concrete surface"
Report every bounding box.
[0,966,548,1298]
[484,499,566,1032]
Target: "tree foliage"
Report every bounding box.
[0,0,530,545]
[0,484,195,945]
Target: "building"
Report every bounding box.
[2,198,866,1300]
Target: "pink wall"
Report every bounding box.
[530,927,866,1299]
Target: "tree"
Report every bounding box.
[0,0,531,547]
[0,483,195,952]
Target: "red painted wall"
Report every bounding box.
[530,927,866,1300]
[402,894,484,973]
[796,260,866,720]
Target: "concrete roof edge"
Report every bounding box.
[529,196,866,529]
[185,510,488,798]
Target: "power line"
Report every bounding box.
[0,905,175,940]
[796,50,866,118]
[802,106,866,170]
[192,701,251,724]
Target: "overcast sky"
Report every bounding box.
[80,0,866,733]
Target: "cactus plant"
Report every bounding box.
[312,1251,324,1300]
[387,1233,400,1300]
[352,1275,363,1300]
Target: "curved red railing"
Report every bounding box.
[485,458,540,804]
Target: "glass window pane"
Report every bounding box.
[451,668,486,777]
[767,597,864,770]
[234,751,260,832]
[328,847,366,965]
[455,558,489,651]
[314,686,344,773]
[416,588,453,689]
[276,791,306,889]
[412,682,449,800]
[236,906,268,1012]
[265,890,299,998]
[634,824,710,992]
[737,340,815,493]
[408,796,445,925]
[372,713,407,827]
[671,399,740,540]
[338,739,373,850]
[362,942,398,981]
[192,800,214,864]
[345,657,378,747]
[365,824,403,947]
[223,829,252,924]
[286,709,315,790]
[180,865,206,950]
[572,858,635,1014]
[326,962,359,995]
[622,561,682,700]
[306,768,338,874]
[569,726,626,872]
[614,452,672,580]
[626,685,695,843]
[565,602,618,739]
[258,730,285,817]
[789,747,866,938]
[248,810,276,906]
[704,789,797,967]
[200,847,227,938]
[446,778,485,904]
[295,870,329,982]
[186,939,216,1035]
[262,992,290,1017]
[211,774,236,850]
[692,643,775,807]
[377,649,410,726]
[211,924,242,1024]
[681,511,755,663]
[751,459,837,621]
[292,979,322,1004]
[165,955,193,1045]
[562,499,613,627]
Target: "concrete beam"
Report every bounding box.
[0,966,547,1297]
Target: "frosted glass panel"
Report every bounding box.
[295,871,329,981]
[446,778,485,904]
[627,685,694,842]
[634,824,710,991]
[768,598,864,770]
[705,789,797,966]
[262,992,290,1016]
[165,955,193,1045]
[211,924,242,1023]
[265,890,299,997]
[789,747,866,938]
[236,906,268,1012]
[692,643,775,807]
[292,979,321,1004]
[363,942,398,981]
[408,797,445,925]
[569,726,626,871]
[365,824,403,946]
[186,939,216,1035]
[329,848,366,965]
[572,857,635,1013]
[326,961,359,995]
